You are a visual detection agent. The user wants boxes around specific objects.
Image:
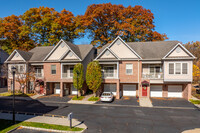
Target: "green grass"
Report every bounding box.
[72,96,85,100]
[0,119,83,133]
[190,99,200,104]
[0,92,35,97]
[88,96,100,101]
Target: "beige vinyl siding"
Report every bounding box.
[99,50,116,59]
[64,51,78,60]
[11,53,24,61]
[110,39,138,59]
[168,46,190,57]
[164,60,193,82]
[47,41,69,60]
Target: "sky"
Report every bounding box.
[0,0,199,45]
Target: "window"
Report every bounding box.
[51,65,56,74]
[169,63,188,75]
[169,63,174,74]
[126,64,133,75]
[69,66,74,77]
[104,66,114,77]
[19,65,24,73]
[175,63,181,74]
[150,66,155,74]
[182,63,188,74]
[35,66,42,77]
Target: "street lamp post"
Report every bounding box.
[11,66,16,124]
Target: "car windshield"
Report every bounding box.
[102,93,111,96]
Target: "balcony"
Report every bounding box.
[142,73,163,79]
[62,73,73,78]
[35,73,43,78]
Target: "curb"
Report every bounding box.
[7,126,84,133]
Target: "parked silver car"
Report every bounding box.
[100,92,114,102]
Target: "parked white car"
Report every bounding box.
[100,92,114,102]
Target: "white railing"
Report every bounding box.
[62,73,73,78]
[142,73,163,79]
[35,73,43,78]
[102,73,117,79]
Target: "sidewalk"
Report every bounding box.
[68,94,97,104]
[139,97,153,107]
[0,112,87,130]
[0,94,43,101]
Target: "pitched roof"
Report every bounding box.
[16,49,33,61]
[97,40,180,59]
[127,41,180,59]
[29,46,54,61]
[77,44,94,60]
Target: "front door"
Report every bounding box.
[142,85,147,96]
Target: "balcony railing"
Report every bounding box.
[62,73,73,78]
[102,73,117,79]
[35,73,43,78]
[142,73,163,79]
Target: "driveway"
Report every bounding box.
[96,96,139,106]
[151,98,195,108]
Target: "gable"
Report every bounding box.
[110,39,139,59]
[62,51,78,60]
[10,52,24,61]
[99,49,117,59]
[167,46,190,58]
[47,41,69,60]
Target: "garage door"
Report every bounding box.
[104,84,116,95]
[123,85,136,96]
[168,85,182,97]
[150,85,163,97]
[71,84,77,95]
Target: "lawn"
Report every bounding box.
[192,88,200,99]
[0,119,83,133]
[88,96,100,101]
[72,96,85,100]
[0,92,35,97]
[190,99,200,104]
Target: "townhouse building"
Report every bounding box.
[96,36,195,100]
[5,39,95,96]
[5,37,195,100]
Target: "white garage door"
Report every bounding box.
[104,84,116,95]
[71,84,77,95]
[123,85,136,96]
[168,85,182,97]
[150,85,163,97]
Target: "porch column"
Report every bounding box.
[60,82,63,97]
[116,80,120,99]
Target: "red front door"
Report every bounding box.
[142,85,147,96]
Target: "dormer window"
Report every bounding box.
[105,50,110,56]
[176,47,181,53]
[68,51,73,57]
[15,53,19,57]
[116,40,121,45]
[61,43,65,48]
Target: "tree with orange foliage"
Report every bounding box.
[21,7,83,46]
[82,3,168,47]
[0,15,35,54]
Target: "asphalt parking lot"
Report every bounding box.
[151,98,195,108]
[96,96,139,106]
[0,97,199,133]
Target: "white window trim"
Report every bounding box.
[126,64,133,75]
[103,65,115,78]
[168,62,188,75]
[51,65,56,75]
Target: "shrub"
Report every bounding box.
[73,63,84,96]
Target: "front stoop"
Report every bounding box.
[139,97,153,107]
